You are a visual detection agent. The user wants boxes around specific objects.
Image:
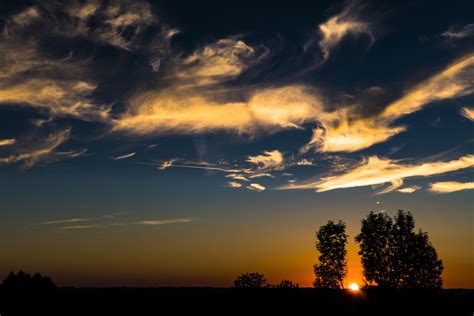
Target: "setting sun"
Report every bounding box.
[349,283,360,292]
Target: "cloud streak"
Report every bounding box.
[429,181,474,193]
[0,139,16,146]
[279,154,474,194]
[0,129,84,168]
[460,107,474,121]
[131,218,196,225]
[246,183,266,192]
[114,152,136,160]
[441,23,474,40]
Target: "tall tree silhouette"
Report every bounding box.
[313,220,348,289]
[356,210,443,288]
[354,212,394,287]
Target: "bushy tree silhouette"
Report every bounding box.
[2,270,55,291]
[356,210,443,288]
[233,272,267,288]
[354,212,393,287]
[313,220,348,289]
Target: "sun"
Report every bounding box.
[348,283,360,292]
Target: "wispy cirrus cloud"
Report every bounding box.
[460,107,474,121]
[0,8,110,122]
[131,218,196,225]
[58,225,103,230]
[114,83,321,135]
[315,0,374,61]
[114,152,136,160]
[441,23,474,40]
[279,154,474,194]
[429,181,474,193]
[305,53,474,153]
[36,215,197,230]
[37,218,92,225]
[0,139,16,146]
[0,129,85,168]
[246,150,284,170]
[174,38,263,85]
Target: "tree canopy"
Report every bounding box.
[355,210,443,288]
[313,220,348,289]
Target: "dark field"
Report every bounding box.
[1,288,472,315]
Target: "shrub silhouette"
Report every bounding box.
[313,220,348,289]
[2,270,56,291]
[276,280,299,289]
[233,272,267,288]
[355,210,443,288]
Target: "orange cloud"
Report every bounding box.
[429,181,474,193]
[280,155,474,194]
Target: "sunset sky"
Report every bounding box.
[0,0,473,288]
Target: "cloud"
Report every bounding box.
[128,159,242,173]
[460,107,474,121]
[114,83,321,136]
[305,53,474,152]
[248,173,274,178]
[246,183,266,192]
[441,23,474,40]
[246,150,284,170]
[227,181,242,188]
[279,154,474,194]
[175,38,261,85]
[225,173,250,182]
[0,139,16,146]
[93,0,156,50]
[58,225,103,230]
[429,181,474,193]
[295,158,315,166]
[158,159,175,170]
[397,185,421,194]
[37,218,91,225]
[0,129,84,168]
[315,0,374,61]
[40,216,197,230]
[131,218,197,225]
[0,10,110,122]
[114,152,136,160]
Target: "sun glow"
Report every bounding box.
[348,283,360,292]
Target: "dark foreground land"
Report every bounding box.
[1,287,473,315]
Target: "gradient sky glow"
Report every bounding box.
[0,0,473,288]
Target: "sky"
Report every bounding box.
[0,0,473,288]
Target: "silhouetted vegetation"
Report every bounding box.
[275,280,299,289]
[1,270,55,291]
[355,210,443,288]
[233,272,267,288]
[232,273,299,289]
[313,220,348,289]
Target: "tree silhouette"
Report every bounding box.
[276,280,299,289]
[2,270,55,291]
[233,272,267,288]
[313,220,348,289]
[354,212,394,287]
[355,210,443,288]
